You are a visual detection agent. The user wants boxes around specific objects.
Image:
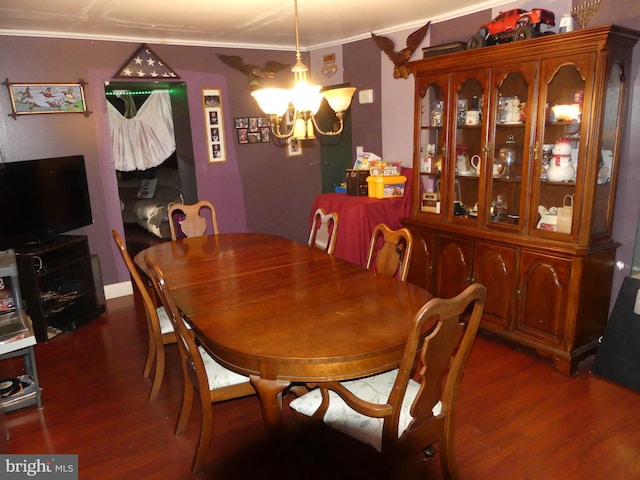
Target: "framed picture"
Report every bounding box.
[237,128,249,144]
[202,88,226,163]
[248,132,262,143]
[3,80,88,118]
[283,107,302,156]
[234,117,248,129]
[286,137,302,157]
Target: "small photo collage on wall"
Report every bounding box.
[234,116,271,144]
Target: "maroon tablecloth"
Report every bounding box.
[310,168,412,267]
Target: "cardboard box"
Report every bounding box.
[421,192,440,213]
[346,169,369,196]
[366,175,407,199]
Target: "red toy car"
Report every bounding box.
[468,8,555,48]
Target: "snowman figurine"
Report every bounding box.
[547,137,575,182]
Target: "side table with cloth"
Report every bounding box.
[310,167,412,267]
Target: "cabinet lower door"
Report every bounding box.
[435,235,473,299]
[516,251,572,345]
[473,242,516,330]
[406,230,435,292]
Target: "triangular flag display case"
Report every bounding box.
[113,44,180,80]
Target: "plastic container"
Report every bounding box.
[366,175,407,199]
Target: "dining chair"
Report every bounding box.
[290,283,487,480]
[168,199,219,240]
[144,254,255,473]
[308,207,339,255]
[112,229,177,402]
[365,223,413,281]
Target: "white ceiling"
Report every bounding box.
[0,0,508,50]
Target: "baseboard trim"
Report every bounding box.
[105,281,133,300]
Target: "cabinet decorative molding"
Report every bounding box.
[404,25,639,375]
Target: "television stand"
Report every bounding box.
[16,235,105,342]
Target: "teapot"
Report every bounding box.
[547,137,575,182]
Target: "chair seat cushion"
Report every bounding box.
[157,306,191,335]
[289,369,441,452]
[198,346,249,389]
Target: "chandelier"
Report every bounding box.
[251,0,356,140]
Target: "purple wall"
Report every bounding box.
[0,38,313,286]
[345,38,383,156]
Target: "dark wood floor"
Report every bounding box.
[2,292,639,479]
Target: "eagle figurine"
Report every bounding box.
[217,54,291,91]
[372,22,431,79]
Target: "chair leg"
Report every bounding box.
[175,379,193,436]
[142,333,156,382]
[148,344,165,402]
[191,396,214,473]
[438,436,459,480]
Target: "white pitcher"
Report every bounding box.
[470,155,481,175]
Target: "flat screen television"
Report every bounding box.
[0,155,93,250]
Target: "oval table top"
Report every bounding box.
[135,233,433,432]
[136,233,432,381]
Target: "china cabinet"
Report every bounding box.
[404,25,639,374]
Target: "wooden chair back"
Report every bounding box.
[144,255,209,406]
[365,223,413,281]
[144,254,255,472]
[112,229,173,401]
[306,283,486,479]
[386,283,485,472]
[308,208,339,255]
[168,200,219,240]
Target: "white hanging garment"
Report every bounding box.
[108,90,176,171]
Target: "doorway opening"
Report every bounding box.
[104,81,197,256]
[318,84,353,193]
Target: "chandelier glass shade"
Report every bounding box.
[251,0,356,141]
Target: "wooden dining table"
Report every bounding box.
[134,233,433,435]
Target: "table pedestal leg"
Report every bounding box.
[250,375,290,436]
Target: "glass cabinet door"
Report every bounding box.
[416,76,449,217]
[487,65,536,229]
[450,70,489,223]
[531,54,594,238]
[592,60,624,238]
